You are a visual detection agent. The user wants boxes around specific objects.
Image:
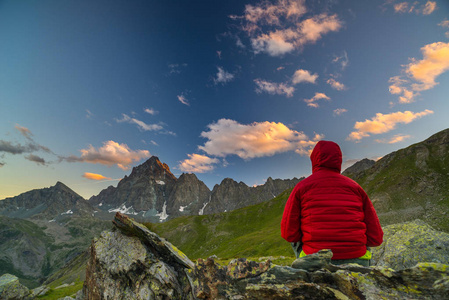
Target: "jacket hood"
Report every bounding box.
[310,140,342,173]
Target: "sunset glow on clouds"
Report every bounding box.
[389,42,449,104]
[82,172,112,181]
[292,69,318,84]
[392,1,437,15]
[178,154,219,173]
[375,134,412,144]
[237,0,342,56]
[178,118,322,172]
[64,141,150,170]
[326,78,346,91]
[348,110,434,141]
[198,119,320,159]
[304,93,330,108]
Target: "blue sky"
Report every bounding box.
[1,0,449,199]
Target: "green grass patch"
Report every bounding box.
[146,189,294,260]
[37,281,83,300]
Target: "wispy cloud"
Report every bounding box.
[347,109,433,141]
[250,14,342,56]
[82,172,112,181]
[233,0,342,56]
[86,109,94,119]
[197,118,322,160]
[214,67,235,85]
[116,114,163,131]
[423,1,437,15]
[304,92,330,108]
[292,69,318,84]
[333,108,348,116]
[178,153,219,173]
[375,134,411,144]
[177,94,190,106]
[62,140,150,170]
[389,42,449,103]
[25,154,47,166]
[439,20,449,38]
[332,51,349,70]
[15,125,33,139]
[327,78,346,90]
[1,125,53,161]
[0,140,34,154]
[390,1,437,15]
[254,79,295,97]
[167,63,188,75]
[144,108,158,115]
[439,20,449,28]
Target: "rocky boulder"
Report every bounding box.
[0,274,30,300]
[81,213,449,299]
[372,219,449,270]
[82,212,195,299]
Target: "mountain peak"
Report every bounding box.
[54,181,68,189]
[129,156,175,180]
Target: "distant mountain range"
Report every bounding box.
[89,156,301,222]
[0,156,301,223]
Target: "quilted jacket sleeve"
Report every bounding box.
[361,189,384,247]
[281,184,302,243]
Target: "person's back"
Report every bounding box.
[281,140,383,263]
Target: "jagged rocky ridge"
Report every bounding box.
[77,213,449,300]
[89,156,301,222]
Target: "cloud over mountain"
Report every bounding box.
[178,154,219,173]
[178,118,322,173]
[63,141,150,170]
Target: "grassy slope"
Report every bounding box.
[146,188,294,260]
[353,132,449,232]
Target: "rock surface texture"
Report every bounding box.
[81,213,449,299]
[372,219,449,270]
[0,274,30,300]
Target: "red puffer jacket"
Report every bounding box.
[281,141,383,260]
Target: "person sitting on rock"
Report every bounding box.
[281,140,383,266]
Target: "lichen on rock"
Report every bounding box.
[0,274,30,300]
[372,219,449,270]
